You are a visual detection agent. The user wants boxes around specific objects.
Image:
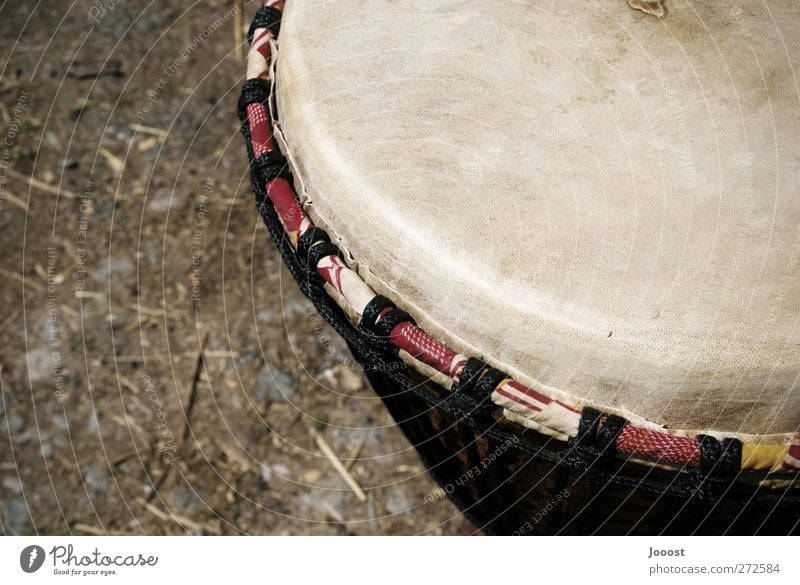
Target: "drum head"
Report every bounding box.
[272,0,800,439]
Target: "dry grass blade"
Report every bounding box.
[234,0,244,60]
[99,147,124,174]
[4,167,77,198]
[0,266,44,291]
[310,427,366,502]
[128,123,168,138]
[73,523,130,536]
[344,433,368,472]
[136,497,211,534]
[1,190,29,211]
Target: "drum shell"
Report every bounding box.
[366,367,799,535]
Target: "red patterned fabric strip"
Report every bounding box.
[389,321,460,375]
[246,103,275,157]
[785,444,800,470]
[616,424,701,467]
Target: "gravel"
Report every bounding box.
[0,391,11,414]
[4,499,30,535]
[92,258,134,280]
[384,487,414,515]
[80,464,109,499]
[1,413,24,434]
[2,476,24,493]
[25,347,52,382]
[254,364,297,403]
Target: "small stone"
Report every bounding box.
[42,313,58,344]
[169,487,200,511]
[2,476,23,493]
[259,464,272,483]
[128,518,144,532]
[81,464,109,499]
[254,364,297,403]
[257,309,278,323]
[87,407,99,432]
[0,391,10,414]
[144,241,160,266]
[302,469,322,484]
[272,463,289,476]
[51,413,69,430]
[332,427,379,447]
[26,347,52,382]
[93,258,133,280]
[385,488,414,515]
[334,365,363,392]
[147,195,173,212]
[1,413,24,433]
[4,499,29,534]
[281,299,309,318]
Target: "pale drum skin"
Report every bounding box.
[274,0,800,438]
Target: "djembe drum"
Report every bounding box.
[238,0,800,534]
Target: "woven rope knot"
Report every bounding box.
[690,435,742,499]
[247,5,282,44]
[447,358,503,420]
[358,296,416,349]
[252,151,291,187]
[565,407,627,470]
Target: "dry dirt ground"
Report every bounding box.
[0,0,472,535]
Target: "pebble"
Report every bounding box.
[0,391,10,414]
[257,309,278,323]
[1,413,24,434]
[334,365,363,392]
[26,347,53,382]
[81,464,109,499]
[4,499,29,534]
[259,464,272,483]
[41,313,58,344]
[2,476,23,493]
[13,426,43,444]
[281,299,310,318]
[92,258,134,280]
[51,413,69,430]
[147,195,173,212]
[87,407,99,432]
[302,469,322,484]
[144,241,160,267]
[272,463,290,476]
[169,487,200,511]
[385,488,414,515]
[332,427,379,447]
[254,364,297,403]
[299,486,344,516]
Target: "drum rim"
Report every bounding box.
[239,0,800,479]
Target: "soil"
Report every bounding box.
[0,0,472,535]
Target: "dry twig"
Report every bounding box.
[4,167,77,198]
[310,427,366,502]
